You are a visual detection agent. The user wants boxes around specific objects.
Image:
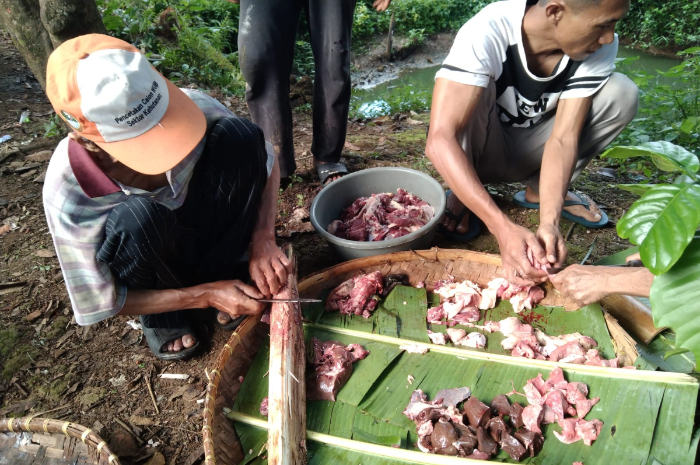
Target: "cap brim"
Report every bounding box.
[95,79,207,175]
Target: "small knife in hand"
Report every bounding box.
[257,298,322,303]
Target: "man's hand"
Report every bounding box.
[550,265,613,307]
[536,222,567,268]
[203,280,265,317]
[249,239,292,296]
[496,223,548,285]
[373,0,391,12]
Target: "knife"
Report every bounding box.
[257,298,322,303]
[546,259,644,275]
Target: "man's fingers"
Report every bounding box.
[555,239,568,267]
[526,236,548,265]
[505,262,535,286]
[271,259,288,286]
[279,252,292,271]
[250,268,270,297]
[263,264,280,295]
[237,281,264,300]
[544,236,557,264]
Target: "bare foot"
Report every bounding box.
[524,186,602,223]
[217,311,232,326]
[441,192,471,233]
[163,333,196,353]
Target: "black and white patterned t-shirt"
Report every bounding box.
[436,0,617,128]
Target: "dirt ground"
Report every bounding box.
[0,29,640,465]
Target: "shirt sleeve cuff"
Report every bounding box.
[435,69,490,88]
[560,76,610,99]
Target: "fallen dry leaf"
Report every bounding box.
[25,310,42,322]
[406,117,424,125]
[0,224,9,235]
[129,414,155,426]
[344,141,361,151]
[144,452,166,465]
[35,249,56,258]
[34,169,47,183]
[25,150,52,162]
[169,384,197,402]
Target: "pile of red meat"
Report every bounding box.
[515,367,604,446]
[402,386,542,460]
[326,271,384,318]
[403,367,604,461]
[260,339,370,415]
[487,317,629,367]
[327,188,435,241]
[427,277,545,326]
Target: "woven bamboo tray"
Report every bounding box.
[0,416,120,465]
[201,248,587,464]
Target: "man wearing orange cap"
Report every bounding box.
[42,34,291,360]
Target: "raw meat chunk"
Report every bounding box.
[522,404,544,433]
[428,330,447,345]
[306,338,369,401]
[326,271,383,318]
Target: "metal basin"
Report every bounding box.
[310,167,446,261]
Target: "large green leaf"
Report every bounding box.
[229,325,698,464]
[615,183,657,197]
[617,184,700,274]
[650,239,700,364]
[602,142,700,175]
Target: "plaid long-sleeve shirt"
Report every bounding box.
[43,90,273,325]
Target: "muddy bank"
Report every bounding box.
[351,32,453,89]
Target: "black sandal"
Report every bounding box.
[215,314,246,331]
[317,162,349,185]
[140,316,203,361]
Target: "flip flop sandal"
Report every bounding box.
[140,315,203,361]
[317,162,349,185]
[513,190,609,229]
[216,314,246,331]
[437,190,483,242]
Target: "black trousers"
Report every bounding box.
[238,0,356,177]
[96,117,268,329]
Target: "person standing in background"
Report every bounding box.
[238,0,392,185]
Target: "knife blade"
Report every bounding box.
[546,259,644,275]
[257,298,322,303]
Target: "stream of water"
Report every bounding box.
[351,46,681,118]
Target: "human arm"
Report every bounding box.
[536,96,592,268]
[550,265,654,308]
[426,78,547,285]
[117,280,265,318]
[373,0,391,12]
[248,149,292,296]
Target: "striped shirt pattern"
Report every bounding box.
[43,90,270,326]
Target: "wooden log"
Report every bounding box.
[601,294,664,344]
[267,244,307,465]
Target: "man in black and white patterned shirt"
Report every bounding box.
[426,0,637,284]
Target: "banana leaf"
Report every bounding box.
[229,323,698,464]
[304,285,616,359]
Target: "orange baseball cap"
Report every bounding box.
[46,34,206,175]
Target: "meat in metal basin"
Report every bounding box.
[310,167,446,261]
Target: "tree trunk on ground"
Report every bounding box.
[0,0,105,90]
